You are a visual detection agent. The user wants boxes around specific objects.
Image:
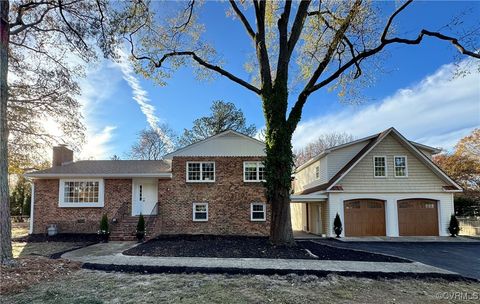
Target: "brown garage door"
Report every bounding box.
[398,199,439,236]
[344,199,386,236]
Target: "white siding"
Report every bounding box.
[326,142,368,180]
[165,132,265,158]
[338,134,445,192]
[327,192,454,237]
[294,157,328,193]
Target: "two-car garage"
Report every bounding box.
[343,198,439,237]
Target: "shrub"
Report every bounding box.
[448,214,460,237]
[99,214,109,234]
[137,214,145,233]
[333,213,343,238]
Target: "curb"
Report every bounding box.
[81,262,478,282]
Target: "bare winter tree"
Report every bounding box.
[1,0,116,264]
[295,133,354,166]
[130,126,176,160]
[179,100,257,146]
[116,0,479,244]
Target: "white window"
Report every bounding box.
[59,179,104,207]
[394,156,408,177]
[315,166,320,179]
[251,203,266,221]
[193,203,208,221]
[373,156,387,177]
[244,161,265,182]
[186,162,215,182]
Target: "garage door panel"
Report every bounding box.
[398,199,439,236]
[344,199,386,237]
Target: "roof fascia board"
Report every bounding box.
[24,173,173,179]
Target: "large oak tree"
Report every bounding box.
[1,0,115,264]
[117,0,479,245]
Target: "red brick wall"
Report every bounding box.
[32,157,269,236]
[32,179,132,234]
[156,156,269,236]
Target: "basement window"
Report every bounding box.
[193,203,208,221]
[251,203,266,221]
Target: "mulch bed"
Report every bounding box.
[124,235,314,259]
[13,233,101,243]
[123,235,410,262]
[0,257,81,295]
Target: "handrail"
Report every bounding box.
[112,201,129,224]
[144,202,159,234]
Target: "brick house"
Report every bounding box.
[26,127,462,240]
[26,130,270,240]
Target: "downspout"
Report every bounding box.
[29,181,34,234]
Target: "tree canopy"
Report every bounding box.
[115,0,480,244]
[179,100,257,146]
[130,126,176,160]
[294,132,354,166]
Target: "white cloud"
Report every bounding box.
[116,49,174,152]
[293,60,480,152]
[79,126,117,160]
[40,58,120,160]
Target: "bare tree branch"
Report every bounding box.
[287,0,362,127]
[287,0,311,59]
[174,0,195,31]
[229,0,255,39]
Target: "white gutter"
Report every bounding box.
[29,182,34,234]
[24,173,173,179]
[290,194,328,202]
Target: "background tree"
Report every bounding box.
[294,132,354,166]
[434,129,480,216]
[9,176,30,217]
[116,0,479,244]
[1,0,115,264]
[179,100,257,146]
[130,126,176,160]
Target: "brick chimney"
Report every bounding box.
[52,145,73,166]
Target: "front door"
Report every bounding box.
[132,179,158,216]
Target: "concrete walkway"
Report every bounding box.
[62,242,459,277]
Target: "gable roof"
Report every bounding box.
[25,160,172,178]
[163,129,266,158]
[296,132,441,173]
[297,127,462,194]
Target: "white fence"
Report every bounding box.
[458,217,480,236]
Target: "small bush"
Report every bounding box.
[333,213,343,238]
[137,214,145,232]
[99,214,109,233]
[448,214,460,237]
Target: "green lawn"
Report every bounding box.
[1,270,479,304]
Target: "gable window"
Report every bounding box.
[187,162,215,182]
[251,203,266,221]
[193,203,208,221]
[373,156,387,177]
[244,161,265,182]
[394,156,408,177]
[315,166,320,179]
[59,179,104,207]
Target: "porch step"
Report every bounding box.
[110,215,160,241]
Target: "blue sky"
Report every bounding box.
[73,1,479,159]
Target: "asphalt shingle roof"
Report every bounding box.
[26,160,171,176]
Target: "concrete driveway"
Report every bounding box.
[312,239,480,280]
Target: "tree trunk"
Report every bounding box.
[263,90,295,245]
[0,0,13,264]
